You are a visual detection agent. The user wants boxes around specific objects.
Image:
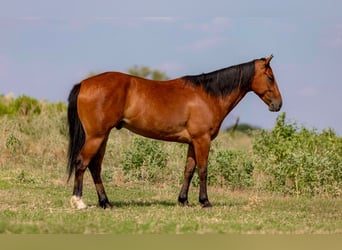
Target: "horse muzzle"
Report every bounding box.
[268,99,282,112]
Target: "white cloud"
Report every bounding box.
[328,35,342,48]
[190,36,227,51]
[297,87,318,97]
[211,17,232,31]
[88,16,180,29]
[95,16,178,24]
[17,16,42,21]
[323,23,342,48]
[142,16,178,23]
[183,17,232,33]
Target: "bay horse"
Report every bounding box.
[67,55,282,209]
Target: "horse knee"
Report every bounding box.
[198,166,208,180]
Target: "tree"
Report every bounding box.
[127,65,169,81]
[87,66,170,81]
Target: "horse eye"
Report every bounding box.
[267,75,274,82]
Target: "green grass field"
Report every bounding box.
[0,96,341,234]
[1,180,341,234]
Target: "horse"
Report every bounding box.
[67,55,282,209]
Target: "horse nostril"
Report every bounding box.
[276,100,282,110]
[269,101,282,112]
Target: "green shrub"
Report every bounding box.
[6,133,24,154]
[253,113,342,197]
[0,103,10,115]
[121,136,168,182]
[0,95,42,116]
[13,95,41,116]
[213,150,254,189]
[192,146,254,190]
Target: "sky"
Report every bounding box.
[1,0,341,134]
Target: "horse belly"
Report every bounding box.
[122,111,191,143]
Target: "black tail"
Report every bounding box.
[67,83,85,181]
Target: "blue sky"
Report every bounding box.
[1,0,341,134]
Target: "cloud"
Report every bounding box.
[323,23,342,48]
[189,36,227,51]
[0,16,47,30]
[183,17,232,33]
[327,34,342,48]
[141,16,178,23]
[211,17,232,31]
[16,16,42,21]
[297,87,318,97]
[94,16,178,26]
[180,17,230,51]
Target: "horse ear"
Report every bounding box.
[265,54,273,67]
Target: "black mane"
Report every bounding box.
[182,60,256,96]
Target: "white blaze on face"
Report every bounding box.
[70,195,87,209]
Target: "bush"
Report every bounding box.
[121,136,168,182]
[253,113,342,197]
[191,144,254,190]
[6,133,24,154]
[210,150,254,189]
[13,96,41,116]
[0,95,42,116]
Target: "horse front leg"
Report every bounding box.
[193,136,212,208]
[178,144,196,206]
[198,165,211,207]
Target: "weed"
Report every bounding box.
[102,168,114,182]
[6,134,23,154]
[213,150,254,189]
[121,137,168,182]
[16,170,36,184]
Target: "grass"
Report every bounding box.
[0,178,341,234]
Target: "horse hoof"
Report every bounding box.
[178,197,190,207]
[179,201,190,207]
[100,202,112,209]
[70,195,87,209]
[201,201,212,208]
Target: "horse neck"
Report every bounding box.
[182,60,255,120]
[218,86,250,117]
[217,62,254,117]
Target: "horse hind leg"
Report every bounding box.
[88,135,111,209]
[70,153,88,209]
[71,134,108,209]
[71,194,87,209]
